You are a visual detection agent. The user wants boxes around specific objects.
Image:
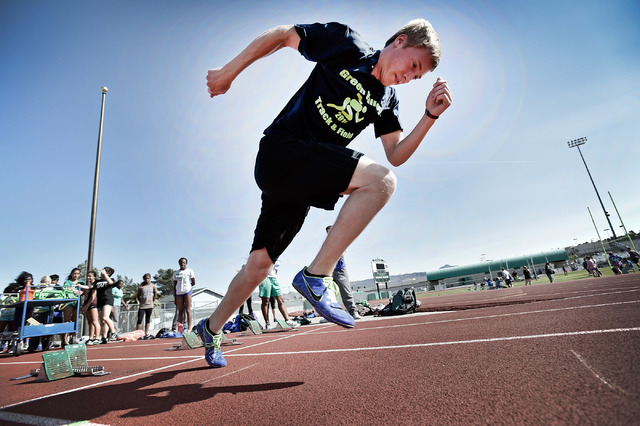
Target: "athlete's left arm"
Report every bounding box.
[380,78,451,167]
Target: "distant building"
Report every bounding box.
[158,287,224,312]
[424,249,569,290]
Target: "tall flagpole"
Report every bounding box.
[86,86,108,283]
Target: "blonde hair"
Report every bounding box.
[385,19,441,69]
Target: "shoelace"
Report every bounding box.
[204,332,222,349]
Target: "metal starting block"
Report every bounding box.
[18,344,110,382]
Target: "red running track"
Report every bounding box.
[1,274,639,425]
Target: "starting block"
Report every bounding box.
[247,320,263,335]
[262,319,297,333]
[169,331,241,351]
[24,344,110,382]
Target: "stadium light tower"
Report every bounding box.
[567,137,616,238]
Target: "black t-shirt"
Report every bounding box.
[265,22,402,145]
[94,278,115,305]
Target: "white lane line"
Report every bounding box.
[0,327,334,366]
[221,324,334,353]
[0,411,107,425]
[200,363,259,385]
[224,327,640,357]
[570,349,627,395]
[313,299,640,336]
[3,300,636,365]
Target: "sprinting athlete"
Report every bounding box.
[197,19,452,367]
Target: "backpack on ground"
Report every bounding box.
[380,288,417,316]
[238,313,256,331]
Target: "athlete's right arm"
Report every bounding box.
[206,25,300,98]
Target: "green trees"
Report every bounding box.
[153,268,176,296]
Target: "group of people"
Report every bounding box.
[609,251,638,275]
[479,265,536,289]
[581,250,639,277]
[583,256,603,277]
[1,264,161,352]
[0,255,224,353]
[1,267,128,352]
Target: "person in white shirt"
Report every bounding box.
[172,257,196,333]
[500,268,513,288]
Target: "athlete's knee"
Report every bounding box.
[381,169,397,197]
[244,249,273,284]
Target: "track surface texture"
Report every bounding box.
[1,274,638,425]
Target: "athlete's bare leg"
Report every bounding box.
[275,295,290,321]
[207,248,273,333]
[260,297,270,324]
[307,156,396,276]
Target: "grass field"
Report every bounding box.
[418,267,632,298]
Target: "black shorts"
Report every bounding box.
[252,130,362,262]
[97,298,113,310]
[137,308,153,325]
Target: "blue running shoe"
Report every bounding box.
[195,318,227,368]
[292,268,355,328]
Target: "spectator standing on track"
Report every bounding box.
[326,225,360,320]
[111,280,129,334]
[196,18,451,368]
[60,268,83,348]
[137,273,158,338]
[522,266,532,286]
[259,261,298,329]
[544,262,554,283]
[500,268,513,288]
[80,271,101,345]
[172,257,195,334]
[95,267,117,344]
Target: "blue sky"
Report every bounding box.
[2,0,639,294]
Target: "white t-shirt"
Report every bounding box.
[268,260,281,278]
[173,268,195,295]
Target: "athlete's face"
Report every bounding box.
[376,36,433,86]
